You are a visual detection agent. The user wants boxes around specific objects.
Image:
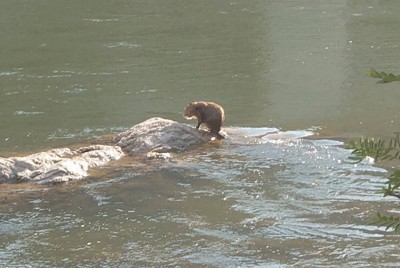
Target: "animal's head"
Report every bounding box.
[184,102,198,118]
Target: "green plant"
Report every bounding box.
[346,134,400,163]
[367,68,400,83]
[370,213,400,232]
[346,134,400,232]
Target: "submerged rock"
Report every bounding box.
[0,145,124,184]
[114,117,211,156]
[0,117,214,184]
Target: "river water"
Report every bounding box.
[1,0,400,267]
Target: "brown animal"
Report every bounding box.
[184,101,225,138]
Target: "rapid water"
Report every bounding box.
[1,0,400,267]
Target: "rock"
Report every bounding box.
[0,117,214,184]
[114,117,211,155]
[146,151,171,160]
[0,145,124,184]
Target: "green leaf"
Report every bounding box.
[367,68,381,78]
[367,68,400,83]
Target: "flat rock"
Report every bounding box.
[0,145,124,184]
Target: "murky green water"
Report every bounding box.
[1,0,400,267]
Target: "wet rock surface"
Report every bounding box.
[0,117,212,184]
[0,145,124,184]
[114,117,211,156]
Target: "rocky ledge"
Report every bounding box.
[0,117,215,184]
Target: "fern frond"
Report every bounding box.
[345,137,393,163]
[367,68,400,83]
[370,213,400,232]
